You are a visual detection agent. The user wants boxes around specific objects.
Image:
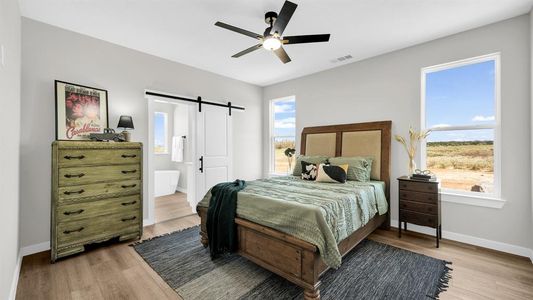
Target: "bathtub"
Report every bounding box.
[154,170,180,197]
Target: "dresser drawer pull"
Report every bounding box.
[64,189,85,195]
[121,154,137,158]
[121,170,137,174]
[121,200,137,206]
[121,184,137,188]
[63,227,85,234]
[64,155,85,160]
[121,216,137,222]
[64,173,85,178]
[63,209,84,215]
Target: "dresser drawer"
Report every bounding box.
[58,148,141,167]
[399,190,438,204]
[400,200,438,215]
[58,179,140,203]
[399,180,438,193]
[400,210,438,228]
[57,211,140,247]
[57,195,140,222]
[58,164,140,186]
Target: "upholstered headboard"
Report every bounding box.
[300,121,392,200]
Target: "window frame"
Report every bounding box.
[153,111,169,155]
[420,53,502,202]
[269,96,296,176]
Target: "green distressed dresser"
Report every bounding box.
[51,141,143,262]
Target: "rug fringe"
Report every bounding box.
[129,225,200,247]
[430,261,453,299]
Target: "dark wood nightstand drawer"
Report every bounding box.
[401,210,438,227]
[399,190,438,204]
[400,200,438,215]
[399,180,438,193]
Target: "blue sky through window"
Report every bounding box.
[425,60,495,142]
[154,112,167,148]
[273,98,295,138]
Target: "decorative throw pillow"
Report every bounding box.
[316,163,349,183]
[301,161,318,181]
[328,157,373,182]
[292,155,329,176]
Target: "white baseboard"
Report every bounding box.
[391,219,532,262]
[20,241,50,257]
[9,253,22,300]
[143,218,155,227]
[176,187,187,193]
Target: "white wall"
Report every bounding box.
[20,18,263,249]
[264,15,532,250]
[0,0,21,298]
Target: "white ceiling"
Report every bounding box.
[19,0,533,86]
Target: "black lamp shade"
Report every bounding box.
[117,115,134,130]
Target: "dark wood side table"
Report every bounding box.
[398,176,442,247]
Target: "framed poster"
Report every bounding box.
[55,80,109,140]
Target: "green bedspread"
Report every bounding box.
[197,176,388,268]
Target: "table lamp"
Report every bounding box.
[117,115,134,142]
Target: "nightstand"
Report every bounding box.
[398,176,441,247]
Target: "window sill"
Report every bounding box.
[440,191,506,209]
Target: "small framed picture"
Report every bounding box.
[55,80,109,140]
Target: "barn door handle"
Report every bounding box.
[199,156,204,173]
[64,155,85,160]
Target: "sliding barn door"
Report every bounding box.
[195,105,233,204]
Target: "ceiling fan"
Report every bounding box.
[215,0,330,64]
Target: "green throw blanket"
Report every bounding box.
[206,179,247,257]
[199,176,388,268]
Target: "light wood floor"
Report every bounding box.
[155,192,195,223]
[16,217,533,300]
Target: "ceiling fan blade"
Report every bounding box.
[215,21,263,39]
[283,34,330,44]
[270,1,297,36]
[273,47,291,64]
[232,44,263,58]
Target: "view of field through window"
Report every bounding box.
[272,98,295,174]
[425,58,496,194]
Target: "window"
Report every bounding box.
[422,54,500,197]
[270,97,296,175]
[154,112,168,154]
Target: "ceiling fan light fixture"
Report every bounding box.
[262,37,282,50]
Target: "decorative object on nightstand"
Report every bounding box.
[398,176,441,247]
[117,115,134,142]
[51,141,143,262]
[394,126,431,175]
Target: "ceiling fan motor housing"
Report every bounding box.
[265,11,278,25]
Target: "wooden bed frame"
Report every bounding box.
[197,121,391,300]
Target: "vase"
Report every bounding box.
[408,157,416,175]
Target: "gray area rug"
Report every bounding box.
[133,226,451,299]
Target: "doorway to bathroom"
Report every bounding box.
[146,90,235,226]
[149,96,197,224]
